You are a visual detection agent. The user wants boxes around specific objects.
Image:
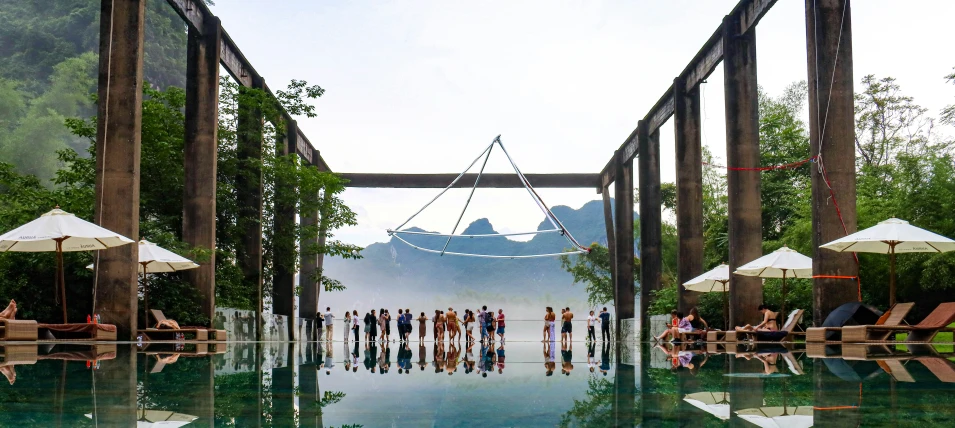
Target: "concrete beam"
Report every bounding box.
[94,0,145,337]
[339,173,600,189]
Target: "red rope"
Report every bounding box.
[812,275,861,301]
[818,160,862,301]
[703,156,816,171]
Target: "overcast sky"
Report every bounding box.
[212,0,955,249]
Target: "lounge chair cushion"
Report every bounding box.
[755,331,789,342]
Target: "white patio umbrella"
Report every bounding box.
[0,207,134,322]
[86,240,199,318]
[683,391,731,421]
[734,246,813,316]
[684,264,730,328]
[735,406,813,428]
[820,218,955,305]
[85,410,197,427]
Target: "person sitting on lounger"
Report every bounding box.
[0,300,17,320]
[655,307,707,342]
[735,304,778,332]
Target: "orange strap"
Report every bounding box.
[813,275,862,302]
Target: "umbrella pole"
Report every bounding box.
[781,271,787,317]
[143,264,149,326]
[722,282,729,329]
[889,246,897,306]
[57,239,67,323]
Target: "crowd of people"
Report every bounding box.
[312,306,615,343]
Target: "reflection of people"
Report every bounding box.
[543,342,556,376]
[599,342,610,376]
[587,343,596,373]
[736,304,778,332]
[496,343,505,374]
[417,343,427,371]
[737,352,779,375]
[561,342,574,376]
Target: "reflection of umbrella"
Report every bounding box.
[684,264,730,328]
[0,208,134,322]
[736,406,813,428]
[821,218,955,305]
[683,391,730,421]
[86,410,197,427]
[735,247,813,316]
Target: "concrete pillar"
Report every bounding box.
[638,121,662,326]
[236,76,265,340]
[183,15,221,327]
[673,78,704,314]
[806,0,857,325]
[722,14,763,327]
[299,200,319,341]
[602,185,618,306]
[273,121,297,340]
[94,0,145,337]
[614,153,635,338]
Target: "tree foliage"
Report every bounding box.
[559,243,639,307]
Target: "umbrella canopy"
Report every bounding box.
[136,240,200,273]
[736,406,813,428]
[86,410,197,427]
[683,391,731,421]
[820,218,955,305]
[0,208,134,252]
[0,208,134,322]
[684,264,731,328]
[735,247,813,316]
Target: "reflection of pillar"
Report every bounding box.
[613,349,637,427]
[272,344,296,427]
[94,0,145,338]
[180,352,215,428]
[94,344,137,426]
[299,354,321,428]
[812,358,862,427]
[728,357,763,427]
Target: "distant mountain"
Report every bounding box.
[322,199,635,307]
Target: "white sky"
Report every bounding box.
[212,0,955,247]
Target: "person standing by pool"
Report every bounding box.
[324,307,334,342]
[343,312,352,342]
[587,310,597,342]
[438,311,447,342]
[403,308,412,341]
[417,312,428,343]
[377,309,387,342]
[543,307,556,342]
[561,307,574,343]
[385,309,393,342]
[599,307,611,342]
[352,310,360,342]
[432,310,440,341]
[315,311,324,342]
[478,306,488,344]
[485,308,496,342]
[496,309,506,342]
[365,310,378,342]
[446,308,458,342]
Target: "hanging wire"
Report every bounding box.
[389,135,590,258]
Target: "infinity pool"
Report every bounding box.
[0,340,953,427]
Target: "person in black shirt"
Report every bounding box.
[599,307,611,341]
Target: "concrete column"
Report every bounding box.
[806,0,857,325]
[602,185,618,305]
[722,14,763,327]
[673,78,704,314]
[638,122,662,327]
[183,15,221,327]
[94,0,146,337]
[273,121,297,340]
[299,199,319,341]
[614,153,635,338]
[236,76,265,340]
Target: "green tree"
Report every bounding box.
[559,243,639,307]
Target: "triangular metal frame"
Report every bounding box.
[387,135,590,259]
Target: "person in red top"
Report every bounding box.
[496,309,506,341]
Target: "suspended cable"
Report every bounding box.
[440,142,494,255]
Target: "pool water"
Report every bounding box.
[1,340,954,427]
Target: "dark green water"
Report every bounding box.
[0,341,953,427]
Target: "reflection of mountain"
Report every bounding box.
[324,200,635,300]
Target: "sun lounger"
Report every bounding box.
[918,357,955,383]
[728,310,805,342]
[38,323,117,341]
[137,310,210,341]
[807,303,914,343]
[877,360,915,382]
[0,319,38,341]
[841,302,955,343]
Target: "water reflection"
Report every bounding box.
[1,342,955,426]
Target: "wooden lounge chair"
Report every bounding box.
[0,319,38,341]
[877,360,915,382]
[38,323,117,341]
[918,357,955,383]
[138,310,209,341]
[807,303,914,343]
[841,302,955,343]
[726,309,805,342]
